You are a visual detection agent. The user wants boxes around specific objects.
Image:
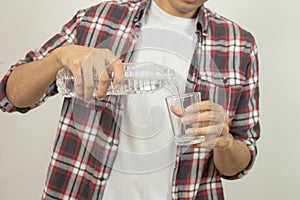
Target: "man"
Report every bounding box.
[0,0,260,199]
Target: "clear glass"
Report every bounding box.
[165,92,205,146]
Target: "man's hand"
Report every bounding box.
[171,100,251,176]
[56,45,125,101]
[171,100,233,149]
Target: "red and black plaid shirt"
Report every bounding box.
[0,0,260,199]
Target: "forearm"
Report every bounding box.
[6,49,63,108]
[213,134,251,177]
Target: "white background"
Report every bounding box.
[0,0,299,199]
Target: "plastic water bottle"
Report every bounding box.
[56,62,175,97]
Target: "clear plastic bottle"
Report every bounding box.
[56,62,175,97]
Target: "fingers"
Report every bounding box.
[78,51,100,101]
[83,66,95,102]
[170,105,184,117]
[178,100,231,148]
[93,49,124,99]
[191,136,218,148]
[74,64,96,102]
[185,100,224,113]
[181,109,226,125]
[74,68,84,99]
[170,101,228,135]
[185,124,224,137]
[71,48,122,101]
[96,70,109,100]
[102,48,119,66]
[109,59,125,86]
[191,131,233,149]
[93,56,109,100]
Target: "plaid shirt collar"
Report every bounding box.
[135,0,209,36]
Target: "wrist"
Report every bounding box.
[51,47,64,71]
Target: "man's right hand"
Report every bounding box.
[55,45,125,101]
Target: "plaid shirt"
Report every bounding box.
[0,0,260,199]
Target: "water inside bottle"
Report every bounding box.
[104,67,173,95]
[56,68,76,97]
[106,79,164,95]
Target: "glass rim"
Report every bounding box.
[165,91,201,100]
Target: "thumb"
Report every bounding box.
[170,105,184,117]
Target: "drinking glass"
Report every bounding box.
[165,92,205,145]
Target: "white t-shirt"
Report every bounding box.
[102,1,196,199]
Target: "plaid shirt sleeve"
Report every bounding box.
[222,38,260,180]
[0,9,86,113]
